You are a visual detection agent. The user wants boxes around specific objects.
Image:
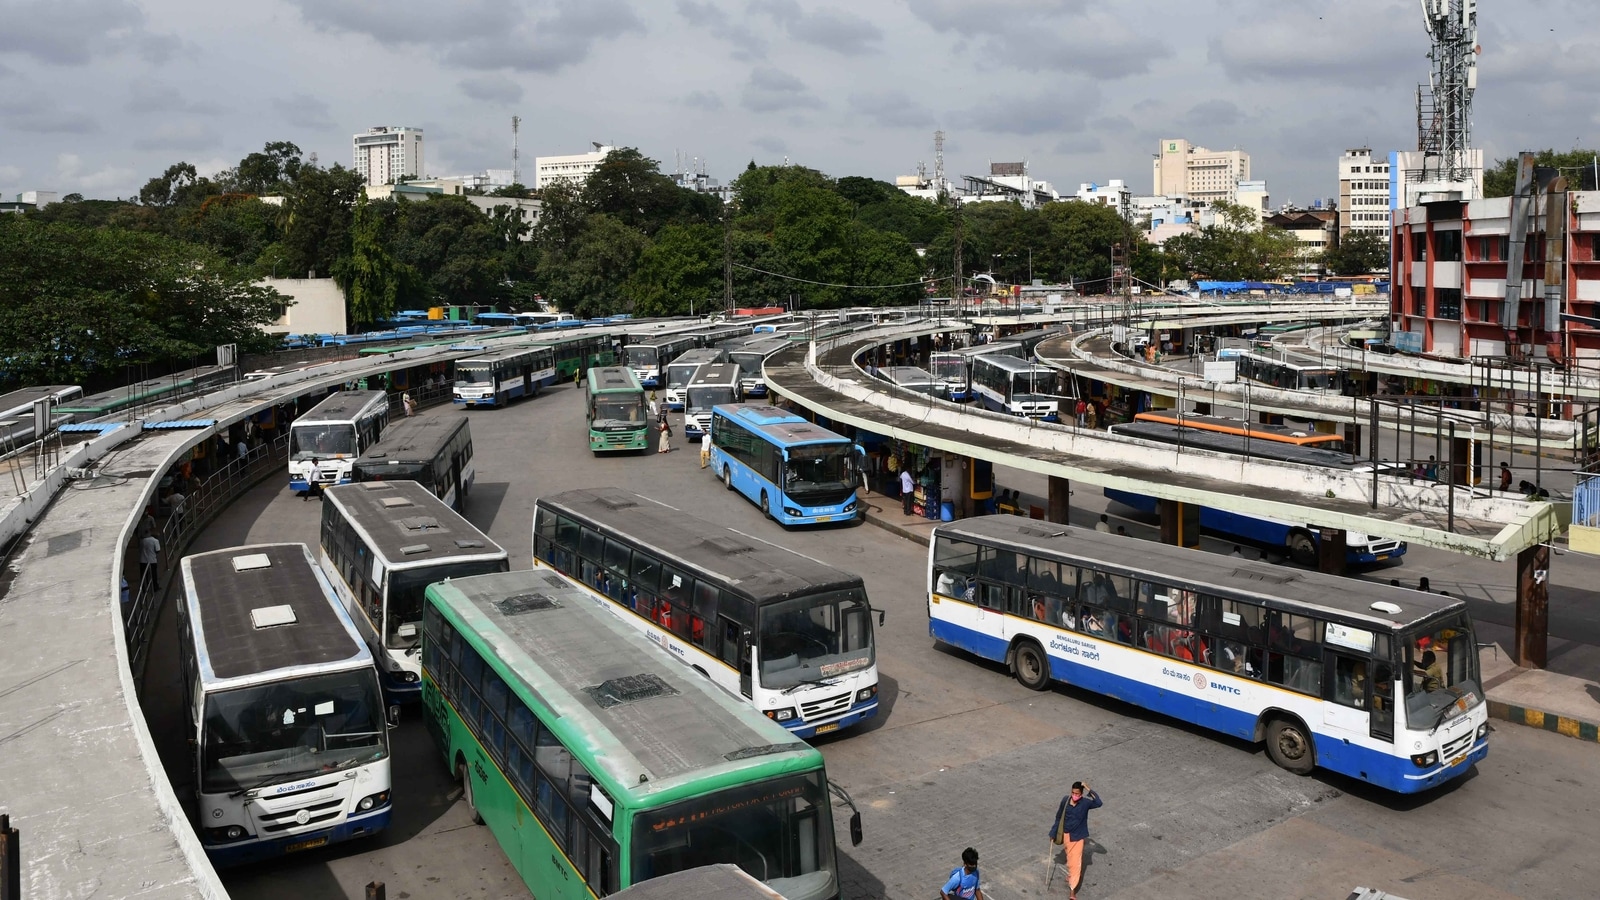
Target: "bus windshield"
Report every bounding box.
[291,424,357,459]
[1402,613,1482,726]
[757,589,874,689]
[1012,371,1054,397]
[632,771,837,899]
[457,366,493,384]
[356,462,432,485]
[782,446,856,505]
[387,560,510,648]
[624,347,657,368]
[667,364,699,388]
[594,399,645,425]
[201,670,387,793]
[928,356,965,381]
[688,386,736,410]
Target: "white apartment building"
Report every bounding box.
[353,126,424,187]
[1338,148,1392,243]
[1075,179,1131,219]
[1152,138,1251,204]
[535,143,615,189]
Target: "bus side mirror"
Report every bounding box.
[387,705,401,727]
[849,811,863,846]
[878,609,886,627]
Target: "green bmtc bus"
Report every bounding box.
[585,366,650,453]
[422,569,859,899]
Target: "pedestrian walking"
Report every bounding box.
[658,421,673,454]
[236,438,249,462]
[1417,576,1431,593]
[1499,462,1512,492]
[700,430,712,469]
[1048,781,1102,900]
[402,392,417,417]
[900,467,915,516]
[304,458,323,501]
[940,847,985,900]
[168,490,188,530]
[1074,398,1088,428]
[138,505,157,540]
[139,532,161,591]
[1094,514,1111,534]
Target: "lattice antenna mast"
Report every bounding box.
[933,130,945,196]
[512,116,521,186]
[1416,0,1477,183]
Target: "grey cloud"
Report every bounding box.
[676,0,717,25]
[127,81,220,115]
[137,32,186,65]
[287,0,520,45]
[741,67,824,113]
[683,90,724,110]
[756,2,882,56]
[1182,99,1246,129]
[0,96,99,134]
[978,15,1157,80]
[273,93,336,131]
[1087,115,1136,133]
[905,0,1085,35]
[459,75,524,104]
[959,92,1091,137]
[751,136,788,154]
[1054,134,1104,155]
[0,0,163,66]
[1207,2,1415,87]
[132,121,219,152]
[849,90,935,129]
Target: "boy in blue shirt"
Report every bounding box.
[940,847,985,900]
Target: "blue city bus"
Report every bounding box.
[708,404,862,526]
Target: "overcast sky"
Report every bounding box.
[1,0,1593,206]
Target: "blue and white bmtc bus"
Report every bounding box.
[969,353,1065,421]
[289,390,390,494]
[926,517,1486,793]
[708,404,861,525]
[452,345,555,408]
[663,347,727,411]
[176,543,392,865]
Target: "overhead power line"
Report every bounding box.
[732,263,949,290]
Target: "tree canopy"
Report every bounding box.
[1162,201,1301,281]
[1484,149,1600,197]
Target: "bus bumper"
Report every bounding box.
[383,671,423,703]
[1349,543,1408,565]
[1393,739,1487,793]
[205,807,392,868]
[786,697,879,739]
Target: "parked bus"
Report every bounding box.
[320,481,509,700]
[926,516,1486,793]
[1238,350,1345,392]
[683,321,753,348]
[877,365,941,397]
[533,487,881,739]
[289,390,390,495]
[423,567,858,899]
[663,347,727,411]
[709,404,862,525]
[352,415,476,511]
[970,353,1066,421]
[1131,411,1347,451]
[176,543,391,865]
[585,366,650,453]
[528,329,623,382]
[624,334,700,388]
[683,362,741,439]
[928,342,1027,403]
[453,345,556,408]
[728,335,788,397]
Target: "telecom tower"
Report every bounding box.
[1415,0,1477,184]
[511,116,521,187]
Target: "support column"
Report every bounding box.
[1316,528,1347,576]
[1515,543,1550,668]
[1047,476,1070,525]
[1450,434,1474,486]
[1157,499,1200,548]
[1344,423,1362,457]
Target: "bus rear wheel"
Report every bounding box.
[1287,532,1317,567]
[724,466,734,490]
[1012,640,1051,691]
[1265,717,1316,775]
[458,762,484,824]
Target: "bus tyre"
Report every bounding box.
[724,467,734,491]
[459,762,484,825]
[1012,640,1051,691]
[1288,532,1316,567]
[1265,717,1316,775]
[760,492,772,519]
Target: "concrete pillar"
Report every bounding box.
[1450,434,1474,486]
[1344,423,1362,457]
[1316,528,1347,576]
[1515,543,1550,668]
[1047,476,1070,525]
[1157,499,1200,548]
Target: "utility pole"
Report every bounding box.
[723,200,734,315]
[952,197,964,320]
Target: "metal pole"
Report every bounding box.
[1536,365,1544,491]
[1447,422,1456,533]
[1370,399,1380,509]
[1,815,17,900]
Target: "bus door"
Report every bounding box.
[1322,639,1376,744]
[739,630,754,698]
[970,547,1013,651]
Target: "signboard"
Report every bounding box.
[1202,360,1237,383]
[1392,331,1424,353]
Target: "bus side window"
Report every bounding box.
[1329,653,1368,709]
[718,616,741,667]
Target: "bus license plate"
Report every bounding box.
[286,836,329,853]
[1450,754,1466,767]
[815,515,833,522]
[1375,553,1390,561]
[814,723,839,735]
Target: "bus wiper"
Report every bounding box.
[1429,689,1465,734]
[228,767,320,799]
[782,677,837,695]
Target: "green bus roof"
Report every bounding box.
[587,366,642,394]
[427,570,822,809]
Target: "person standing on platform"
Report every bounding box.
[139,532,162,591]
[700,431,712,469]
[901,466,915,516]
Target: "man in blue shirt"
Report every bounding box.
[940,846,984,900]
[1048,781,1103,900]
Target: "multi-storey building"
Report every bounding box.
[352,126,424,187]
[1264,208,1336,279]
[534,143,615,189]
[1152,138,1250,204]
[1338,148,1392,243]
[1391,192,1600,363]
[1075,179,1131,219]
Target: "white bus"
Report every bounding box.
[664,347,728,411]
[877,365,941,397]
[452,344,556,408]
[320,481,509,700]
[533,487,882,739]
[623,334,700,389]
[927,517,1487,793]
[351,415,476,512]
[176,542,392,866]
[683,362,742,439]
[728,335,788,397]
[970,353,1066,421]
[289,390,390,494]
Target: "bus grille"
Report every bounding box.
[1441,731,1474,760]
[1366,540,1403,554]
[800,691,853,720]
[257,797,345,833]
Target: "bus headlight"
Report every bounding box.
[204,824,251,843]
[784,506,803,517]
[843,501,857,514]
[1477,723,1490,740]
[358,790,391,812]
[857,686,877,702]
[1410,751,1438,768]
[400,671,419,684]
[764,707,796,722]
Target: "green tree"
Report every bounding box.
[581,147,717,235]
[1163,201,1300,281]
[538,213,646,317]
[182,194,282,270]
[335,198,421,327]
[1322,230,1391,276]
[490,183,534,199]
[625,223,722,317]
[280,163,366,279]
[1484,149,1600,197]
[138,161,200,208]
[387,195,511,307]
[235,141,305,194]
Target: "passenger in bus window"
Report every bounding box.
[936,569,961,598]
[1077,606,1104,637]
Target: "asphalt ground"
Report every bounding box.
[138,383,1600,900]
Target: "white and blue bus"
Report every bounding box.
[664,347,727,411]
[289,390,390,495]
[352,415,476,511]
[970,353,1066,421]
[728,335,788,397]
[320,481,509,700]
[877,365,941,397]
[926,516,1487,793]
[709,405,863,526]
[533,487,882,740]
[453,344,556,408]
[624,334,700,388]
[176,542,392,866]
[683,362,741,440]
[928,342,1027,403]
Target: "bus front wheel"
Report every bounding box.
[1287,532,1317,567]
[1265,716,1316,775]
[724,466,734,491]
[760,492,772,519]
[458,762,484,825]
[1011,640,1051,691]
